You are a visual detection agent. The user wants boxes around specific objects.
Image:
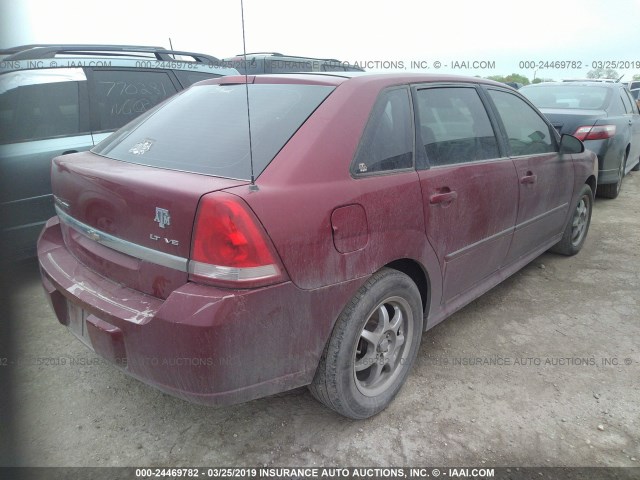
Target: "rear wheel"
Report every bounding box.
[632,156,640,171]
[309,268,423,419]
[598,151,626,199]
[551,184,593,256]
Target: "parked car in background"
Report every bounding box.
[628,80,640,91]
[521,81,640,199]
[38,72,597,419]
[223,52,364,74]
[0,44,238,259]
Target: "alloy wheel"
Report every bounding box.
[354,296,413,397]
[571,195,590,247]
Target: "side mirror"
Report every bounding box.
[559,134,585,154]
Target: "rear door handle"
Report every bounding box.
[429,191,458,205]
[520,172,537,184]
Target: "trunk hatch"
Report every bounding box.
[539,108,607,136]
[52,151,247,299]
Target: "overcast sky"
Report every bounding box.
[3,0,640,81]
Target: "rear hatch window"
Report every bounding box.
[521,85,611,110]
[92,83,335,180]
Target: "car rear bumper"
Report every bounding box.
[38,216,361,406]
[583,138,621,185]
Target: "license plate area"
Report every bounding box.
[67,302,93,350]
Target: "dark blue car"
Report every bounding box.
[521,81,640,199]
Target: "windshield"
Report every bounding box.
[93,83,334,179]
[520,85,611,110]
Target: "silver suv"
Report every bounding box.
[0,44,238,259]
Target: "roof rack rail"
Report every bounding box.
[1,44,63,55]
[561,78,617,83]
[236,52,285,57]
[234,52,345,63]
[4,44,220,63]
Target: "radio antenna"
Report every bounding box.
[240,0,256,186]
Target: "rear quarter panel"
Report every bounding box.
[571,148,599,197]
[234,77,443,308]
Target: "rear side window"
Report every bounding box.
[626,90,640,114]
[90,69,178,132]
[269,59,314,73]
[0,77,86,145]
[620,90,634,114]
[415,87,498,166]
[488,90,557,156]
[352,88,414,175]
[174,70,222,88]
[321,64,347,72]
[232,58,262,75]
[93,83,334,180]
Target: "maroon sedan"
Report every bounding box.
[38,73,597,419]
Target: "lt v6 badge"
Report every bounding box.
[150,234,179,246]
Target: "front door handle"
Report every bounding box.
[429,190,458,205]
[520,172,537,184]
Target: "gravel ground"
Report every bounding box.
[6,172,640,468]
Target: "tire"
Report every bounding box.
[632,157,640,171]
[550,184,593,256]
[597,151,626,199]
[309,268,423,419]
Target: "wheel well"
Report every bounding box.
[625,144,631,165]
[585,175,597,195]
[385,259,430,313]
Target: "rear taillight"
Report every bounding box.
[189,192,286,287]
[573,125,616,141]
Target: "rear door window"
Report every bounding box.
[488,89,557,156]
[620,89,635,114]
[89,69,179,132]
[415,86,499,166]
[352,88,414,175]
[625,90,640,114]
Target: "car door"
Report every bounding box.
[0,68,92,258]
[621,87,640,171]
[485,88,574,265]
[414,85,519,302]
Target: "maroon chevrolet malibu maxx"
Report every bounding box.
[38,73,597,419]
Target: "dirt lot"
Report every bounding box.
[6,173,640,468]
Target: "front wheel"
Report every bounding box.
[550,184,593,256]
[309,268,423,419]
